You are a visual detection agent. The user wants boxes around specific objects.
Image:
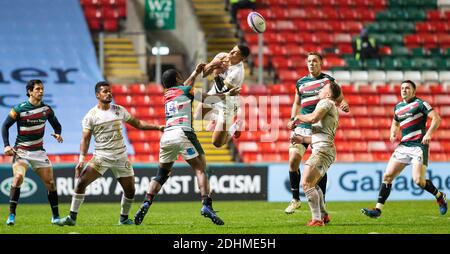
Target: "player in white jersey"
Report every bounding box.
[195,44,249,148]
[57,81,164,226]
[291,81,341,227]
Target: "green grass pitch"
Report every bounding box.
[1,200,449,234]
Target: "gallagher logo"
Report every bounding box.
[0,177,38,198]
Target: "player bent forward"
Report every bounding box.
[57,81,164,226]
[134,64,240,226]
[362,80,447,218]
[291,81,342,227]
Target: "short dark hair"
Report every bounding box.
[162,69,180,89]
[401,80,416,90]
[26,79,43,97]
[238,44,250,59]
[95,81,110,93]
[329,80,342,101]
[307,52,323,62]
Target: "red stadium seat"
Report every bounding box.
[353,153,374,161]
[84,7,102,19]
[87,18,101,30]
[103,18,119,31]
[101,7,120,19]
[80,0,100,7]
[427,10,442,20]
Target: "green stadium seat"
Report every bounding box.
[407,9,426,20]
[376,11,393,21]
[433,57,447,70]
[444,48,450,57]
[398,22,415,33]
[391,46,410,56]
[346,58,363,70]
[365,59,381,69]
[385,34,404,45]
[372,34,387,45]
[410,58,436,70]
[398,58,414,70]
[383,58,401,70]
[429,48,442,56]
[366,23,380,33]
[411,48,428,57]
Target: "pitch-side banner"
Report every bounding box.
[268,162,450,202]
[0,165,268,203]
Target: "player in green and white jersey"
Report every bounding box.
[1,79,64,226]
[134,64,241,226]
[285,53,349,220]
[362,80,447,218]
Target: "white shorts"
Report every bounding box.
[159,129,204,163]
[391,144,429,166]
[88,155,134,178]
[206,86,239,124]
[305,146,336,177]
[289,127,312,156]
[13,149,52,170]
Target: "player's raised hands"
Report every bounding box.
[195,63,206,75]
[227,87,241,96]
[51,133,63,143]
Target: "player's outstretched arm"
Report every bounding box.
[126,116,164,131]
[294,107,328,124]
[2,114,17,156]
[76,129,92,178]
[184,63,206,87]
[422,110,441,145]
[196,87,241,102]
[202,53,229,77]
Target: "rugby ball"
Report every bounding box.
[247,12,266,33]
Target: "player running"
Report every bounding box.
[291,81,342,227]
[57,81,164,226]
[285,52,349,218]
[134,64,241,226]
[194,44,249,148]
[1,79,63,226]
[361,80,447,218]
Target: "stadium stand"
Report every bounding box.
[231,0,450,163]
[80,0,126,32]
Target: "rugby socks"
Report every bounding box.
[144,193,155,205]
[47,191,59,218]
[316,186,328,218]
[120,194,134,222]
[318,173,328,200]
[289,171,300,201]
[9,186,21,215]
[202,195,212,207]
[423,180,442,199]
[69,193,85,221]
[305,187,321,221]
[375,182,392,210]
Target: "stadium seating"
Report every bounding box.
[232,82,450,163]
[79,0,126,31]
